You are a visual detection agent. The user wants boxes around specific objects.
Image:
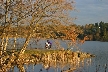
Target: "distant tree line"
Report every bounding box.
[79,21,108,42]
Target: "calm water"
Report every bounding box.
[77,41,108,72]
[6,39,108,72]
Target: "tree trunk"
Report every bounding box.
[19,34,32,55]
[4,36,8,52]
[19,17,42,55]
[13,33,17,51]
[0,35,5,65]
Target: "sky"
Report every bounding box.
[70,0,108,25]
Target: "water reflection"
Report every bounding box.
[0,49,93,72]
[0,38,94,72]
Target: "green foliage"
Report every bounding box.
[80,21,108,41]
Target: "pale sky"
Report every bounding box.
[70,0,108,25]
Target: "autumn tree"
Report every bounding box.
[0,0,76,69]
[15,0,76,54]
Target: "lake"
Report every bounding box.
[5,39,108,72]
[77,41,108,72]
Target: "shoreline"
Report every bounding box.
[1,49,95,72]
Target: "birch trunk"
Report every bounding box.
[19,34,32,55]
[19,17,42,55]
[13,33,17,51]
[0,34,5,65]
[3,36,8,52]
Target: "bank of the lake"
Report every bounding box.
[1,49,94,72]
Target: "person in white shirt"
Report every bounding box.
[45,40,52,49]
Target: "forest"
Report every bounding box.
[79,21,108,42]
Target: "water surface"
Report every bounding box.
[5,39,108,72]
